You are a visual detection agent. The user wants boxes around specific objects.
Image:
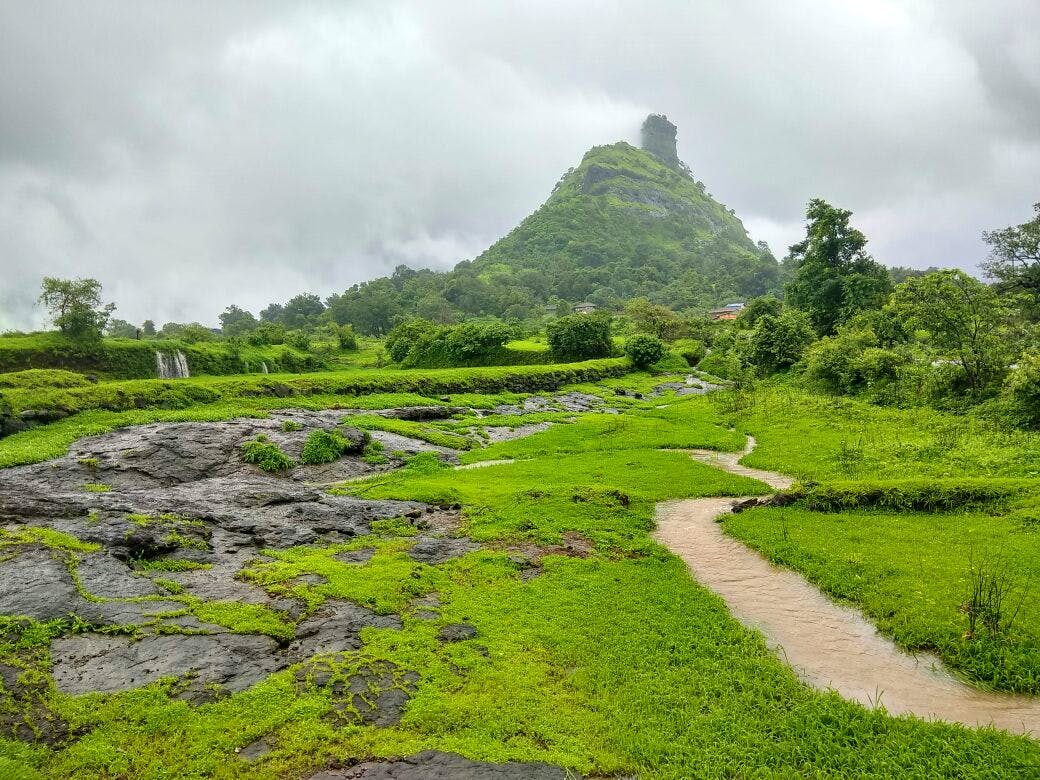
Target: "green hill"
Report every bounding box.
[325,115,780,332]
[471,115,778,309]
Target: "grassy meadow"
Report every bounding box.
[2,363,1040,778]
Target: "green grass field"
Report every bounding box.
[3,369,1040,777]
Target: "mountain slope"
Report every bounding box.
[470,133,777,310]
[325,115,779,331]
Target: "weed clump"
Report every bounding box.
[300,428,351,465]
[240,435,294,472]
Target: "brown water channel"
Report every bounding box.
[654,438,1040,736]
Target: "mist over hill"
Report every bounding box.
[325,115,780,334]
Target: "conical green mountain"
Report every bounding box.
[468,114,780,311]
[327,115,780,331]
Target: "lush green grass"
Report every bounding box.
[723,506,1040,693]
[460,399,745,464]
[0,361,629,468]
[716,383,1040,480]
[4,377,1040,777]
[348,415,472,451]
[0,331,322,379]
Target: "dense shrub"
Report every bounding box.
[698,350,742,380]
[747,310,815,374]
[299,428,359,464]
[1005,353,1040,429]
[624,334,665,369]
[285,331,311,351]
[672,339,706,367]
[336,324,358,351]
[736,295,782,328]
[546,314,613,361]
[240,435,294,472]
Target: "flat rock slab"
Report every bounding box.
[51,632,282,695]
[309,750,578,779]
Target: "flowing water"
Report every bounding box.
[155,350,190,380]
[261,362,269,375]
[654,439,1040,736]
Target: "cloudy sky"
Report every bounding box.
[2,1,1038,329]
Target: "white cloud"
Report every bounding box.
[1,0,1037,329]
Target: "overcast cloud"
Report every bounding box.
[1,0,1038,329]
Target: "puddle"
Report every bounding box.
[455,459,516,470]
[654,441,1040,736]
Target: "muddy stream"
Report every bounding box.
[654,437,1040,736]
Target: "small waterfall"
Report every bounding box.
[260,362,269,374]
[155,350,191,380]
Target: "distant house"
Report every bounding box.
[572,302,598,314]
[543,303,558,315]
[708,302,745,322]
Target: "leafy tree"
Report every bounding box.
[625,334,665,368]
[546,314,613,361]
[386,319,438,363]
[178,323,216,343]
[890,270,1013,396]
[284,331,311,351]
[259,303,284,323]
[1005,352,1040,428]
[736,295,782,328]
[247,321,286,346]
[624,298,685,340]
[335,324,358,351]
[443,322,511,363]
[281,294,325,329]
[747,310,816,374]
[785,199,892,335]
[219,305,258,337]
[105,318,139,339]
[142,319,156,337]
[38,277,115,342]
[983,203,1040,314]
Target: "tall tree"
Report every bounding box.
[983,203,1040,315]
[890,269,1013,396]
[219,305,258,337]
[37,277,115,342]
[785,199,892,335]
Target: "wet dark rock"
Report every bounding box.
[238,737,272,760]
[50,632,283,695]
[1,661,80,746]
[287,601,402,662]
[407,535,481,565]
[334,548,376,565]
[308,750,578,779]
[322,660,419,728]
[730,491,802,514]
[437,623,477,643]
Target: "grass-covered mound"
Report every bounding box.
[0,332,321,379]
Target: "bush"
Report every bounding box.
[546,314,613,361]
[1005,352,1040,429]
[747,310,815,375]
[698,350,742,380]
[336,324,358,351]
[284,331,311,352]
[248,322,286,346]
[240,435,294,472]
[673,339,706,367]
[624,334,665,369]
[300,429,351,465]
